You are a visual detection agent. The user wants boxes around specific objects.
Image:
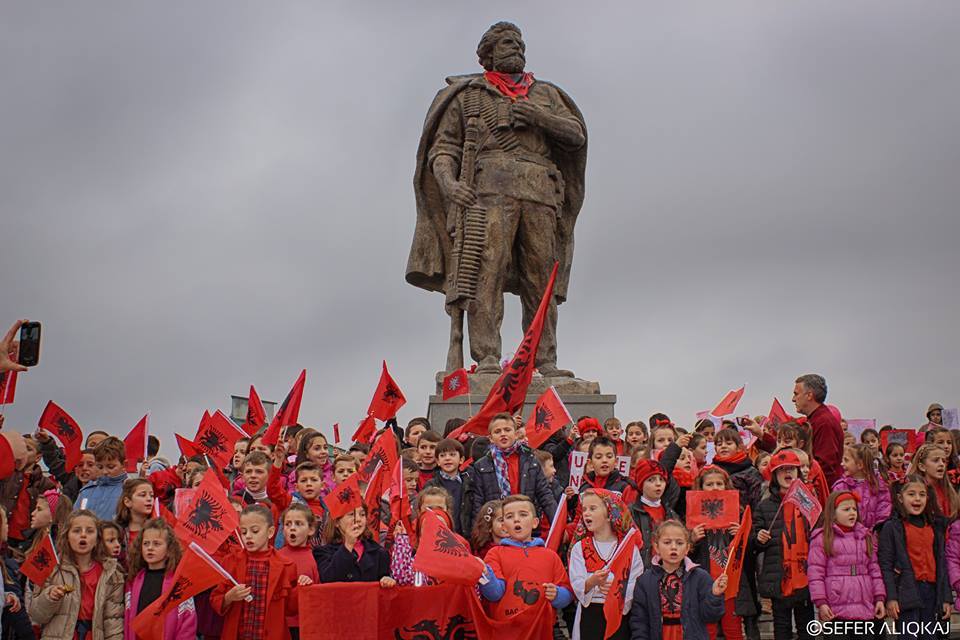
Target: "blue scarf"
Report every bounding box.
[491,442,522,498]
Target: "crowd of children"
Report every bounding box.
[0,401,959,639]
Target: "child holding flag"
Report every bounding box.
[807,491,885,630]
[630,520,727,640]
[568,489,642,640]
[123,519,196,639]
[29,509,125,640]
[751,450,815,640]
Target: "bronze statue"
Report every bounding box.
[407,21,587,379]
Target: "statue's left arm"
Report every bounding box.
[512,85,585,150]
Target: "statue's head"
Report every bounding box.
[477,22,525,74]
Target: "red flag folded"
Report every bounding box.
[173,469,240,554]
[442,368,470,401]
[0,370,17,405]
[352,414,377,445]
[193,410,245,470]
[368,361,406,421]
[451,262,559,439]
[389,457,414,532]
[544,497,568,553]
[413,512,483,585]
[525,386,572,449]
[783,478,822,526]
[711,385,746,417]
[243,384,267,436]
[123,413,149,473]
[602,529,639,639]
[175,433,202,460]
[333,422,341,445]
[766,397,794,429]
[262,369,306,446]
[723,506,752,599]
[20,533,58,586]
[131,546,224,640]
[38,401,84,472]
[326,472,364,519]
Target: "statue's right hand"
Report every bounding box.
[446,181,477,209]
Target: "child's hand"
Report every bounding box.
[4,592,20,612]
[886,600,899,620]
[563,486,576,498]
[818,604,835,621]
[379,576,397,588]
[297,575,313,587]
[47,586,66,602]
[874,601,885,619]
[584,568,610,592]
[273,442,288,468]
[543,583,558,601]
[224,584,252,604]
[677,433,692,448]
[711,574,728,596]
[691,524,706,542]
[727,522,740,537]
[393,522,407,538]
[756,529,771,544]
[942,602,952,619]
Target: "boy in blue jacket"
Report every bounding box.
[74,436,127,521]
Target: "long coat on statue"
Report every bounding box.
[406,73,587,307]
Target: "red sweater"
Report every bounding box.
[809,404,844,487]
[211,548,299,640]
[483,543,570,621]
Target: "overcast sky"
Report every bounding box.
[3,2,958,458]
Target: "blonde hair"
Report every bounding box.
[908,444,959,517]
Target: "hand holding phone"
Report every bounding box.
[0,320,30,374]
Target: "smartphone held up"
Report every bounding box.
[18,321,41,367]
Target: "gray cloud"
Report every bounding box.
[2,1,958,456]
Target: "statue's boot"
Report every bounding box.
[475,356,502,375]
[538,364,575,378]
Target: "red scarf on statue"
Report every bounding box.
[484,71,535,100]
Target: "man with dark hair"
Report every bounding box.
[792,373,844,486]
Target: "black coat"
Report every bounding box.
[541,431,573,486]
[423,471,474,536]
[877,514,950,611]
[628,502,680,568]
[469,449,558,526]
[314,538,391,583]
[712,455,764,512]
[630,561,725,640]
[751,483,810,600]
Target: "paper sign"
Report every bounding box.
[174,488,197,517]
[616,455,631,477]
[943,408,960,430]
[686,490,739,530]
[705,441,716,465]
[845,419,877,441]
[881,429,917,454]
[568,451,588,491]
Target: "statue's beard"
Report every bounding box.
[493,53,525,74]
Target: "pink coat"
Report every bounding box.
[945,519,960,608]
[807,523,885,620]
[831,474,892,530]
[124,570,197,640]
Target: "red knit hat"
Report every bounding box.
[767,449,802,475]
[577,417,603,436]
[632,459,666,487]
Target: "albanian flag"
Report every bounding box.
[326,472,364,519]
[442,368,470,400]
[451,262,559,439]
[413,512,483,585]
[603,529,640,639]
[711,385,746,417]
[175,433,201,460]
[0,370,17,405]
[174,469,239,554]
[783,478,822,527]
[131,545,224,640]
[389,456,414,533]
[20,533,58,586]
[333,422,341,445]
[243,384,267,436]
[193,410,245,470]
[352,414,377,445]
[38,401,83,472]
[525,386,572,449]
[544,497,569,553]
[262,369,306,446]
[123,413,149,473]
[766,397,794,429]
[723,506,752,599]
[359,427,399,484]
[368,361,406,421]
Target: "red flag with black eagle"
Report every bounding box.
[20,533,58,586]
[333,422,341,444]
[368,361,406,421]
[193,410,245,470]
[175,433,202,459]
[38,401,84,472]
[243,384,267,435]
[173,468,239,554]
[262,369,306,446]
[413,512,483,585]
[544,497,568,553]
[525,386,572,449]
[766,397,794,429]
[359,427,400,484]
[389,456,414,533]
[352,414,377,445]
[442,368,470,401]
[0,370,17,405]
[326,472,365,519]
[722,506,752,599]
[123,413,149,473]
[602,528,640,639]
[450,262,559,439]
[131,546,224,640]
[711,385,746,417]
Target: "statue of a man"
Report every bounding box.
[407,21,587,377]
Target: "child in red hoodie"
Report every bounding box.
[211,504,299,640]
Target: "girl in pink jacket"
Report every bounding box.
[831,444,891,531]
[807,491,886,625]
[123,519,197,640]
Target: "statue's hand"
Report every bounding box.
[511,100,545,128]
[445,180,477,209]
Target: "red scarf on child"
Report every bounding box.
[713,450,749,465]
[483,71,535,100]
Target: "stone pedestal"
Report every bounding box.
[426,371,616,431]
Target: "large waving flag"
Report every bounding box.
[173,469,239,554]
[367,361,407,421]
[38,401,84,472]
[243,384,267,435]
[193,410,245,470]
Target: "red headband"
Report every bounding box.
[833,491,859,509]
